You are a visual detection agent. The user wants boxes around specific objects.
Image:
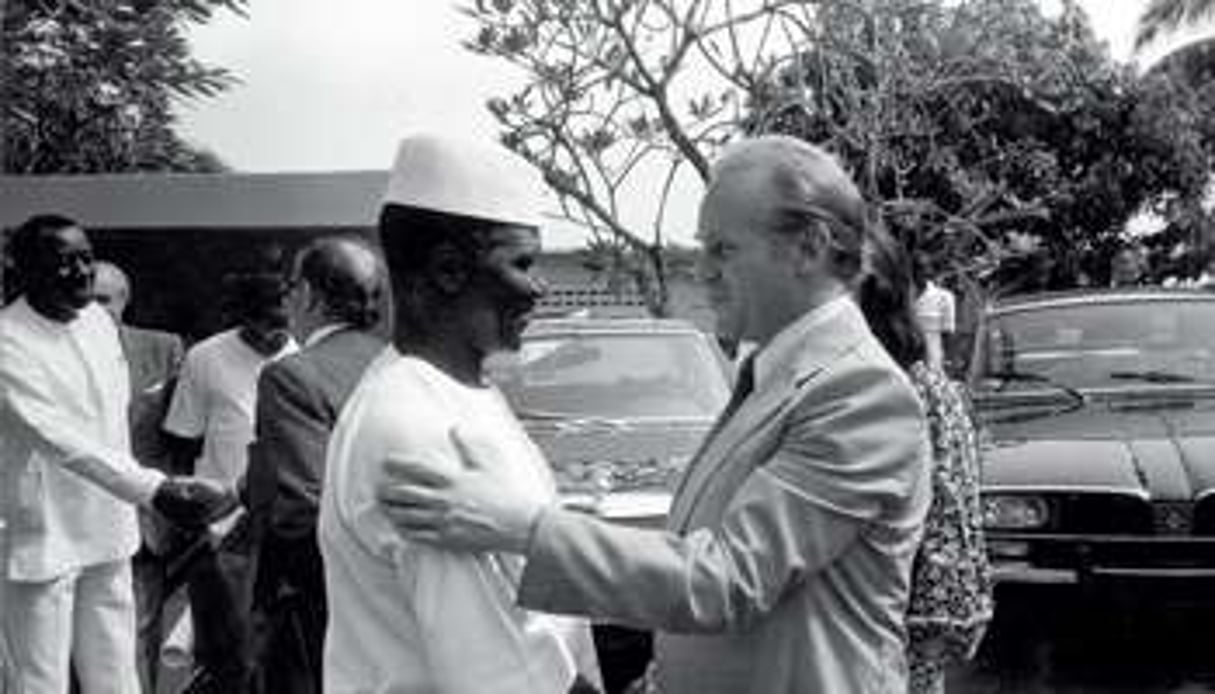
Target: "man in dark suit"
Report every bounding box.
[93,260,186,694]
[245,236,386,694]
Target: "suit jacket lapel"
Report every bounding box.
[667,301,874,531]
[668,373,798,529]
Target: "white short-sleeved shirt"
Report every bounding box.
[916,281,956,370]
[163,328,296,487]
[319,350,586,694]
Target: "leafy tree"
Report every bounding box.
[752,0,1215,293]
[468,0,1215,310]
[463,0,813,313]
[2,0,246,174]
[1137,0,1215,50]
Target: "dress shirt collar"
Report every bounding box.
[304,322,348,348]
[752,293,852,391]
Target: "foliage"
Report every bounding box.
[2,0,246,173]
[467,0,1215,308]
[463,0,817,313]
[1137,0,1215,50]
[752,0,1215,293]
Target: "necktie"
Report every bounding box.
[720,353,757,422]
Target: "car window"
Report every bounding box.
[979,299,1215,389]
[488,331,730,419]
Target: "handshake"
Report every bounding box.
[150,477,240,529]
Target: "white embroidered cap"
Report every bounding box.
[382,134,546,228]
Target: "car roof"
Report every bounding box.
[991,288,1215,316]
[525,317,707,336]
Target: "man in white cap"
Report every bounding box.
[317,134,600,694]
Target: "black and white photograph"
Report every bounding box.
[5,1,1215,692]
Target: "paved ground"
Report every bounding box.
[953,583,1215,693]
[154,580,1215,693]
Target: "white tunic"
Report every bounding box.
[0,298,164,582]
[320,350,586,694]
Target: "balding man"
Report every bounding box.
[246,237,387,694]
[93,261,185,694]
[378,136,933,693]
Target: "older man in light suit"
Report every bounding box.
[378,135,933,693]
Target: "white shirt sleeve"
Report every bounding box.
[940,286,957,334]
[0,330,165,507]
[163,346,207,439]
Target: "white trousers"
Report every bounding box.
[1,560,140,694]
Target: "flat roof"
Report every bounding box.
[0,170,387,230]
[0,170,596,248]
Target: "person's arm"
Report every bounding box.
[161,347,206,476]
[0,329,231,526]
[0,333,164,506]
[161,433,203,477]
[939,288,961,374]
[516,365,928,633]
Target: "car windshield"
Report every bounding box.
[487,331,730,419]
[979,298,1215,390]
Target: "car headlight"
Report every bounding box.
[982,494,1050,529]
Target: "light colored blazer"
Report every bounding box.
[518,298,932,694]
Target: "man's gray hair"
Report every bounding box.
[712,135,868,280]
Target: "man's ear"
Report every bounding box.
[425,241,471,295]
[303,282,328,314]
[793,221,832,275]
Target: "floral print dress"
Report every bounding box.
[906,362,994,694]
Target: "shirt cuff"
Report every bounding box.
[131,466,169,508]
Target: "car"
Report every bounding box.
[487,316,733,527]
[968,288,1215,589]
[486,316,732,692]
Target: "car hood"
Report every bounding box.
[984,395,1215,501]
[521,415,713,518]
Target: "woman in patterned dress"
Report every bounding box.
[857,226,994,694]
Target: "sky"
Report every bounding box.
[177,0,1160,247]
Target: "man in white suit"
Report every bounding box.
[0,214,235,694]
[378,136,933,693]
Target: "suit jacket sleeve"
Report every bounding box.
[0,327,165,506]
[248,361,330,538]
[517,361,927,634]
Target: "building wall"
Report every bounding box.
[536,251,714,332]
[2,223,712,341]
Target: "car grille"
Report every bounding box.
[555,457,683,496]
[1153,501,1195,535]
[993,495,1215,576]
[1191,496,1215,535]
[1052,493,1153,534]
